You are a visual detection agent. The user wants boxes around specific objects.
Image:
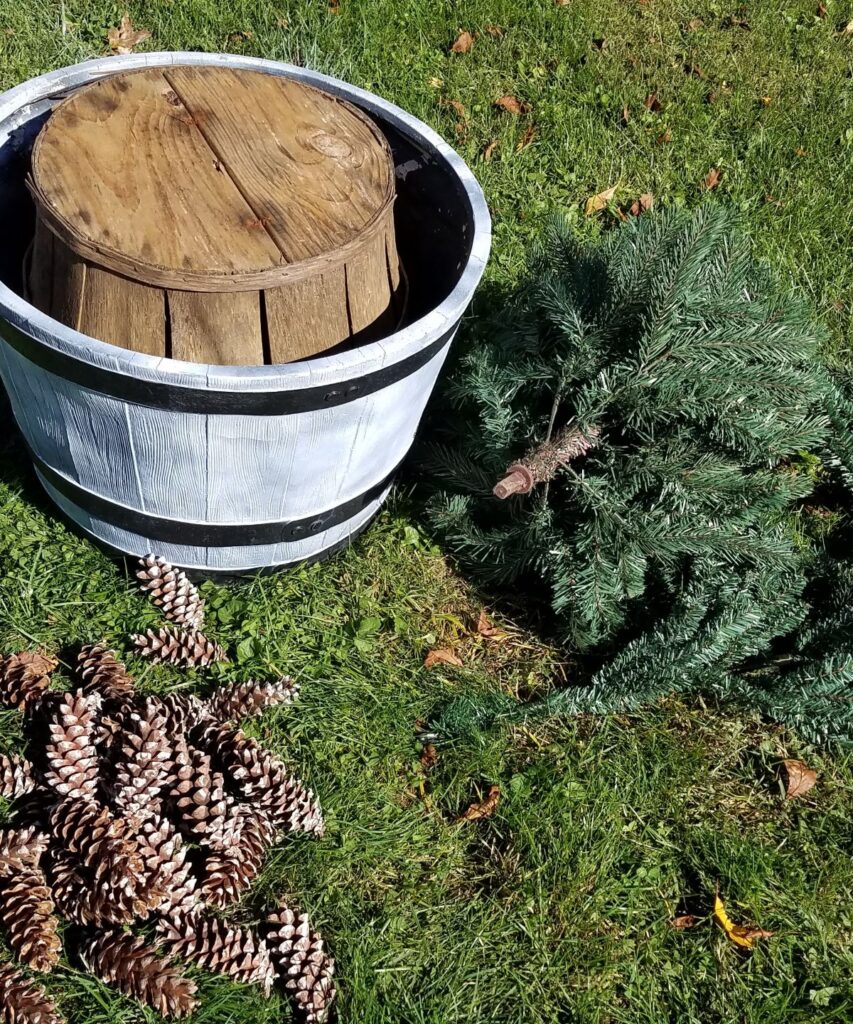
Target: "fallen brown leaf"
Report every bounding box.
[621,104,631,125]
[703,167,722,190]
[644,92,663,113]
[420,743,439,769]
[656,128,672,144]
[495,95,530,115]
[585,183,618,216]
[782,759,818,799]
[714,892,773,949]
[228,30,254,43]
[685,16,704,30]
[457,785,500,822]
[816,1,826,15]
[476,609,507,638]
[451,30,474,53]
[424,648,464,669]
[107,12,151,54]
[328,0,340,12]
[442,98,467,117]
[722,14,751,29]
[484,24,504,36]
[670,914,699,929]
[516,123,536,151]
[482,140,499,162]
[839,18,853,34]
[628,192,654,216]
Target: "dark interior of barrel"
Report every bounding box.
[0,80,476,358]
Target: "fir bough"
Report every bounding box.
[425,206,853,744]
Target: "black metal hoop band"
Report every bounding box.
[31,450,403,547]
[0,320,455,415]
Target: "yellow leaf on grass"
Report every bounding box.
[585,184,617,216]
[714,893,773,949]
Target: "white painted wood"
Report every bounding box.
[0,54,490,573]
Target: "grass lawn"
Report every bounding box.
[0,2,852,1022]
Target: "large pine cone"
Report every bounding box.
[169,742,228,840]
[0,754,35,800]
[77,644,135,703]
[48,848,138,927]
[193,723,324,836]
[264,906,336,1024]
[81,928,198,1019]
[0,652,55,710]
[206,678,299,723]
[0,827,49,876]
[132,628,227,668]
[157,910,275,994]
[0,866,62,972]
[0,961,64,1024]
[146,693,208,735]
[111,704,172,822]
[200,807,274,908]
[137,555,205,630]
[43,691,100,801]
[48,800,150,919]
[136,816,199,915]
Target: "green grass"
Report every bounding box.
[0,2,852,1022]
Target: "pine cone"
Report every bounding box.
[48,800,149,919]
[0,827,48,876]
[157,910,275,994]
[0,652,55,710]
[146,692,208,735]
[193,723,324,836]
[200,807,274,908]
[47,848,136,927]
[77,644,135,702]
[0,754,36,800]
[43,691,100,801]
[169,742,228,840]
[137,555,205,630]
[0,866,61,972]
[81,929,198,1019]
[132,628,227,668]
[111,704,172,822]
[206,677,299,723]
[136,816,199,915]
[264,907,336,1024]
[9,789,55,832]
[0,961,64,1024]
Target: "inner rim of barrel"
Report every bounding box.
[28,68,398,292]
[0,53,491,387]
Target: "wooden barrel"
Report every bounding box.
[26,66,403,364]
[0,53,491,574]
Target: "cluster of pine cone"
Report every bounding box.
[0,556,336,1024]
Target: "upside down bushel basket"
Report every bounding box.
[0,53,490,573]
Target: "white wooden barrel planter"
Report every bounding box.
[0,53,490,573]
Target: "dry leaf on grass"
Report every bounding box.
[457,785,500,822]
[703,167,722,190]
[420,744,439,769]
[643,92,663,113]
[107,12,151,53]
[482,140,499,162]
[686,16,704,30]
[628,192,654,216]
[670,914,699,929]
[516,124,536,151]
[495,95,530,115]
[714,893,773,949]
[782,759,817,799]
[816,3,826,17]
[656,128,672,144]
[621,104,631,125]
[484,24,504,37]
[838,18,853,34]
[451,30,474,53]
[585,184,617,216]
[476,609,507,638]
[424,648,464,669]
[442,98,467,117]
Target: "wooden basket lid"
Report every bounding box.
[29,66,396,292]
